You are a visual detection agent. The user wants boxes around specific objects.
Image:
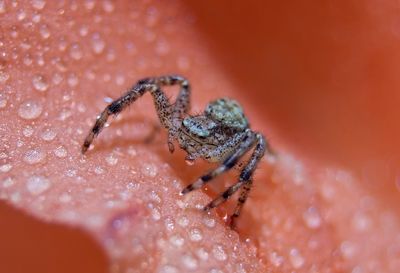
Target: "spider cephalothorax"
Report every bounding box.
[82,75,273,228]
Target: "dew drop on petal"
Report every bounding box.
[212,245,227,261]
[203,216,216,228]
[0,71,10,83]
[69,43,83,60]
[169,234,184,247]
[106,153,118,166]
[41,128,57,141]
[2,177,15,187]
[269,251,284,267]
[31,0,46,10]
[32,74,49,92]
[289,248,305,269]
[26,175,50,195]
[54,145,67,158]
[39,24,50,39]
[18,100,43,120]
[159,265,178,273]
[181,254,198,270]
[22,126,34,137]
[91,33,105,54]
[0,164,12,173]
[303,206,322,229]
[23,148,46,164]
[178,215,189,227]
[142,163,158,177]
[189,228,203,242]
[0,93,7,108]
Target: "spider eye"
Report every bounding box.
[183,116,217,138]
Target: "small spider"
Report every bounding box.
[82,75,273,228]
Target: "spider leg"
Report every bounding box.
[82,77,174,154]
[158,75,191,153]
[229,179,253,229]
[180,129,256,194]
[203,133,266,228]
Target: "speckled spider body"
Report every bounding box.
[82,75,272,228]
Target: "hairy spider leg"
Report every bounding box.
[180,129,256,194]
[157,75,191,153]
[229,179,253,228]
[82,75,190,154]
[203,133,266,228]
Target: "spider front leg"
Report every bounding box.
[164,75,191,153]
[82,77,174,153]
[202,133,267,228]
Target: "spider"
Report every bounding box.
[82,75,273,228]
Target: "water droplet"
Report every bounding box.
[212,245,227,261]
[340,241,356,259]
[106,153,118,165]
[178,215,189,227]
[84,0,95,10]
[59,192,72,203]
[26,175,50,195]
[352,212,372,232]
[94,165,105,174]
[67,73,79,87]
[177,56,190,71]
[269,251,284,267]
[185,158,194,166]
[196,248,209,261]
[2,177,15,188]
[159,265,178,273]
[165,217,175,231]
[41,128,57,141]
[0,71,10,83]
[155,39,170,56]
[54,145,67,158]
[79,25,89,36]
[115,73,125,85]
[52,73,63,85]
[0,94,7,108]
[17,9,26,21]
[91,33,105,54]
[149,190,161,203]
[32,0,46,10]
[102,0,114,12]
[18,100,43,120]
[39,24,50,39]
[23,148,46,164]
[289,248,305,269]
[22,126,34,137]
[142,163,158,177]
[69,43,83,60]
[169,234,184,247]
[0,164,12,173]
[181,254,198,270]
[32,14,41,23]
[32,74,49,92]
[58,109,72,120]
[0,1,6,14]
[189,228,203,242]
[150,206,161,221]
[203,216,216,228]
[303,206,322,229]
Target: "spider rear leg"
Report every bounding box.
[180,129,255,194]
[229,179,253,229]
[202,133,266,227]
